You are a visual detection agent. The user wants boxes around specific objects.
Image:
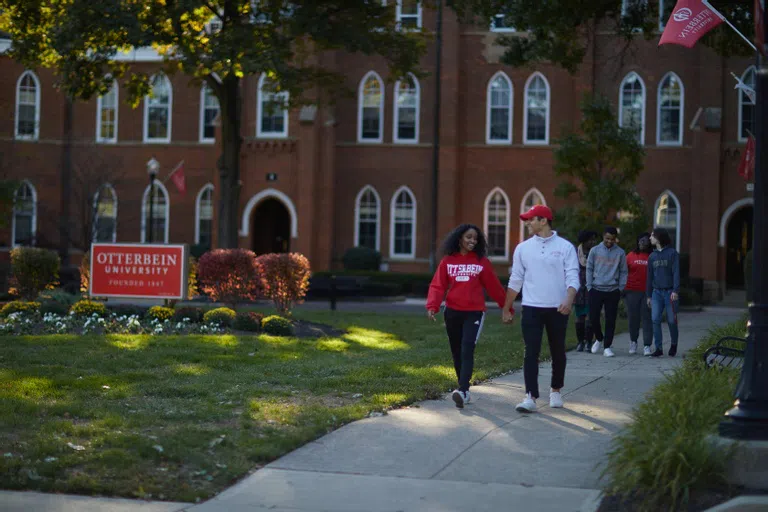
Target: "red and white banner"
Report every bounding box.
[90,243,188,299]
[168,160,186,196]
[738,135,756,182]
[659,0,724,48]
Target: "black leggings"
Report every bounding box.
[444,308,486,392]
[589,289,621,348]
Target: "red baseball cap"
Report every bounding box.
[520,204,553,221]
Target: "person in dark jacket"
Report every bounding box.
[646,227,680,357]
[574,230,599,352]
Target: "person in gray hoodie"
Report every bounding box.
[646,227,680,357]
[586,226,628,357]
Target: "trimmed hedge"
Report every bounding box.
[203,307,236,327]
[173,306,204,323]
[1,301,40,317]
[262,315,294,336]
[234,311,263,332]
[148,306,174,322]
[70,300,107,317]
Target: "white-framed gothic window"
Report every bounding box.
[519,188,546,242]
[93,184,117,243]
[195,184,214,248]
[390,186,416,259]
[657,72,684,146]
[257,74,289,138]
[653,190,681,252]
[619,71,646,145]
[96,80,118,143]
[141,181,170,243]
[739,66,756,143]
[358,71,384,143]
[143,74,172,143]
[393,73,420,143]
[200,84,220,143]
[395,0,421,30]
[484,187,510,260]
[486,72,513,144]
[523,72,550,145]
[354,185,381,251]
[12,180,36,247]
[15,71,40,140]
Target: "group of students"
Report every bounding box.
[426,204,680,411]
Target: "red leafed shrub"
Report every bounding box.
[197,249,262,309]
[255,253,311,316]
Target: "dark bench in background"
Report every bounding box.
[703,336,747,369]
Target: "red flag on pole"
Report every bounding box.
[658,0,724,48]
[168,161,186,195]
[738,135,756,182]
[757,0,766,56]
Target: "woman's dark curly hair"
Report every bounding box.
[634,232,652,254]
[441,224,487,259]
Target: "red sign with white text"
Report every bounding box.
[90,243,188,299]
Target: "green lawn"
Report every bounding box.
[0,309,619,502]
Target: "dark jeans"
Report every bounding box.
[624,290,652,346]
[521,306,568,400]
[651,289,679,350]
[589,289,621,348]
[444,307,486,392]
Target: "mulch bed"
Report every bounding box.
[292,320,346,339]
[599,487,768,512]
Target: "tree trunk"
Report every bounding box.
[217,75,243,249]
[59,96,73,265]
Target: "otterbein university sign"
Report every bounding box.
[90,243,189,299]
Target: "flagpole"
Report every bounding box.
[704,0,757,51]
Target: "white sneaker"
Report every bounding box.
[629,342,638,355]
[643,345,652,356]
[604,347,615,357]
[464,390,472,404]
[549,391,564,408]
[516,393,537,413]
[591,341,603,354]
[451,389,465,408]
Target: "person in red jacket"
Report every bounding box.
[624,232,653,356]
[427,224,513,409]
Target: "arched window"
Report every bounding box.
[484,187,510,260]
[143,74,172,143]
[354,186,381,250]
[96,80,118,143]
[657,72,683,146]
[358,72,384,143]
[12,181,37,246]
[519,188,546,242]
[739,66,756,142]
[654,190,681,252]
[93,184,117,243]
[200,84,220,142]
[195,184,214,248]
[486,72,513,144]
[393,73,420,143]
[619,72,646,145]
[390,186,416,258]
[141,181,170,243]
[15,71,40,140]
[257,74,289,138]
[523,73,550,145]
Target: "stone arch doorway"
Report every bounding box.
[725,205,753,289]
[251,198,291,255]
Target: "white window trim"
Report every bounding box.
[658,0,669,31]
[11,180,37,247]
[195,183,215,244]
[199,84,219,143]
[653,189,681,253]
[486,71,513,145]
[96,80,119,144]
[618,71,646,146]
[519,188,546,243]
[738,66,756,143]
[483,187,511,262]
[656,71,684,147]
[256,73,289,139]
[92,183,118,243]
[357,71,385,144]
[523,72,551,146]
[389,185,417,259]
[392,73,420,144]
[354,185,381,251]
[143,74,173,144]
[395,0,422,30]
[490,13,517,32]
[141,181,170,243]
[14,71,41,141]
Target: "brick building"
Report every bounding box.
[0,4,756,301]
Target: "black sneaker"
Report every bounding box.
[668,345,678,357]
[651,349,664,357]
[576,342,585,352]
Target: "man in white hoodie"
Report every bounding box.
[502,205,580,412]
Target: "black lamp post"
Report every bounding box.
[146,157,159,244]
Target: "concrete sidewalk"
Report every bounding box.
[0,307,745,512]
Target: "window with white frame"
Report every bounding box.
[657,72,683,145]
[196,184,214,248]
[390,186,416,258]
[141,182,170,243]
[490,10,516,32]
[200,85,219,142]
[96,80,118,143]
[12,181,36,246]
[619,72,646,145]
[15,71,40,140]
[484,188,510,259]
[93,185,117,242]
[658,0,674,30]
[393,74,419,143]
[395,0,421,29]
[355,186,381,250]
[358,72,384,143]
[739,66,756,142]
[143,74,172,143]
[519,188,546,242]
[524,73,550,144]
[486,72,513,144]
[654,191,680,252]
[257,74,289,138]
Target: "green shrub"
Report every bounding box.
[37,288,78,316]
[107,304,147,319]
[148,306,174,322]
[9,247,60,300]
[203,307,236,327]
[40,301,70,316]
[70,300,107,318]
[0,300,40,317]
[173,306,204,323]
[234,311,264,332]
[342,247,381,271]
[262,315,294,336]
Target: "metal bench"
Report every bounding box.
[703,336,747,369]
[308,275,370,310]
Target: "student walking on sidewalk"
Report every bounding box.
[574,230,599,352]
[587,227,628,357]
[502,205,580,413]
[426,224,513,409]
[625,232,653,356]
[646,227,680,357]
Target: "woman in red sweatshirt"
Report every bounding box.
[426,224,513,409]
[624,232,653,356]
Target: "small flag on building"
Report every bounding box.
[167,161,186,195]
[659,0,724,48]
[738,134,756,182]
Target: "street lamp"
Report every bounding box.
[146,157,159,244]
